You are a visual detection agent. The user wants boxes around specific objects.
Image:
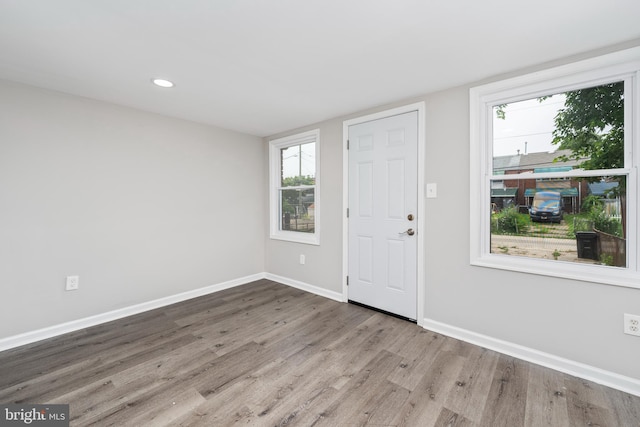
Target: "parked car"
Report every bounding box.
[529,191,563,223]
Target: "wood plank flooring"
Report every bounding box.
[1,279,639,426]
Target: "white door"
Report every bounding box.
[348,111,418,320]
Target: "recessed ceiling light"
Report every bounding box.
[152,78,174,88]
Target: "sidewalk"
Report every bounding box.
[490,233,598,264]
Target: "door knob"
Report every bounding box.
[399,228,415,236]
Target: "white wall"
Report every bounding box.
[0,80,265,338]
[264,44,640,383]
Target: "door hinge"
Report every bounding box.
[346,276,349,286]
[346,208,349,218]
[347,139,349,150]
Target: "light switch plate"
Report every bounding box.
[426,183,437,198]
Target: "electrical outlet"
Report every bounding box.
[624,313,640,336]
[66,275,79,291]
[299,254,305,265]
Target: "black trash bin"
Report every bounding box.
[576,231,599,260]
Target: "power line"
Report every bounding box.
[494,130,554,141]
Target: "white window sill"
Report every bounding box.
[270,231,319,246]
[471,254,640,290]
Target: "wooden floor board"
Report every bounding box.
[523,363,570,427]
[443,346,499,424]
[434,407,475,427]
[0,280,638,426]
[479,355,530,427]
[608,388,640,427]
[0,310,175,388]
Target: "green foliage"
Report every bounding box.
[551,83,627,237]
[495,83,625,188]
[581,194,604,213]
[551,82,624,171]
[591,209,622,237]
[531,225,550,234]
[282,175,315,187]
[567,214,593,237]
[575,195,623,237]
[600,253,614,266]
[494,104,507,120]
[281,175,315,214]
[491,207,529,234]
[281,197,295,214]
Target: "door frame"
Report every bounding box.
[342,102,426,326]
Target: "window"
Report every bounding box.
[470,47,640,288]
[269,129,320,245]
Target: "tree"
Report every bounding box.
[281,175,315,187]
[551,81,626,236]
[495,82,624,169]
[495,82,626,234]
[281,175,315,215]
[550,82,624,170]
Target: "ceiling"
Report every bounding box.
[1,1,639,137]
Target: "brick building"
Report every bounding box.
[491,149,590,213]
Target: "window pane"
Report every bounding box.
[280,188,315,233]
[281,142,315,186]
[493,82,624,174]
[490,175,626,267]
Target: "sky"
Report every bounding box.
[282,142,316,179]
[492,94,566,158]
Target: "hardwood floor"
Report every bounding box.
[1,279,639,426]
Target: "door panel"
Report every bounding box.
[387,159,405,219]
[387,239,405,291]
[357,236,373,284]
[348,111,418,320]
[358,162,373,217]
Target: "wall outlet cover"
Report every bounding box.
[66,275,79,291]
[624,313,640,336]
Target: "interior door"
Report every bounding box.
[348,111,418,320]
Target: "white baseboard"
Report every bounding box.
[0,273,266,352]
[264,273,343,302]
[422,317,640,397]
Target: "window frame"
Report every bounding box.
[269,129,320,245]
[470,47,640,289]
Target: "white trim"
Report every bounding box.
[416,105,426,326]
[0,273,265,352]
[268,129,320,246]
[264,273,343,302]
[470,46,640,288]
[490,168,630,181]
[342,102,426,325]
[341,119,350,303]
[422,317,640,397]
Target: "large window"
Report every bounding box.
[470,47,640,288]
[269,129,320,245]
